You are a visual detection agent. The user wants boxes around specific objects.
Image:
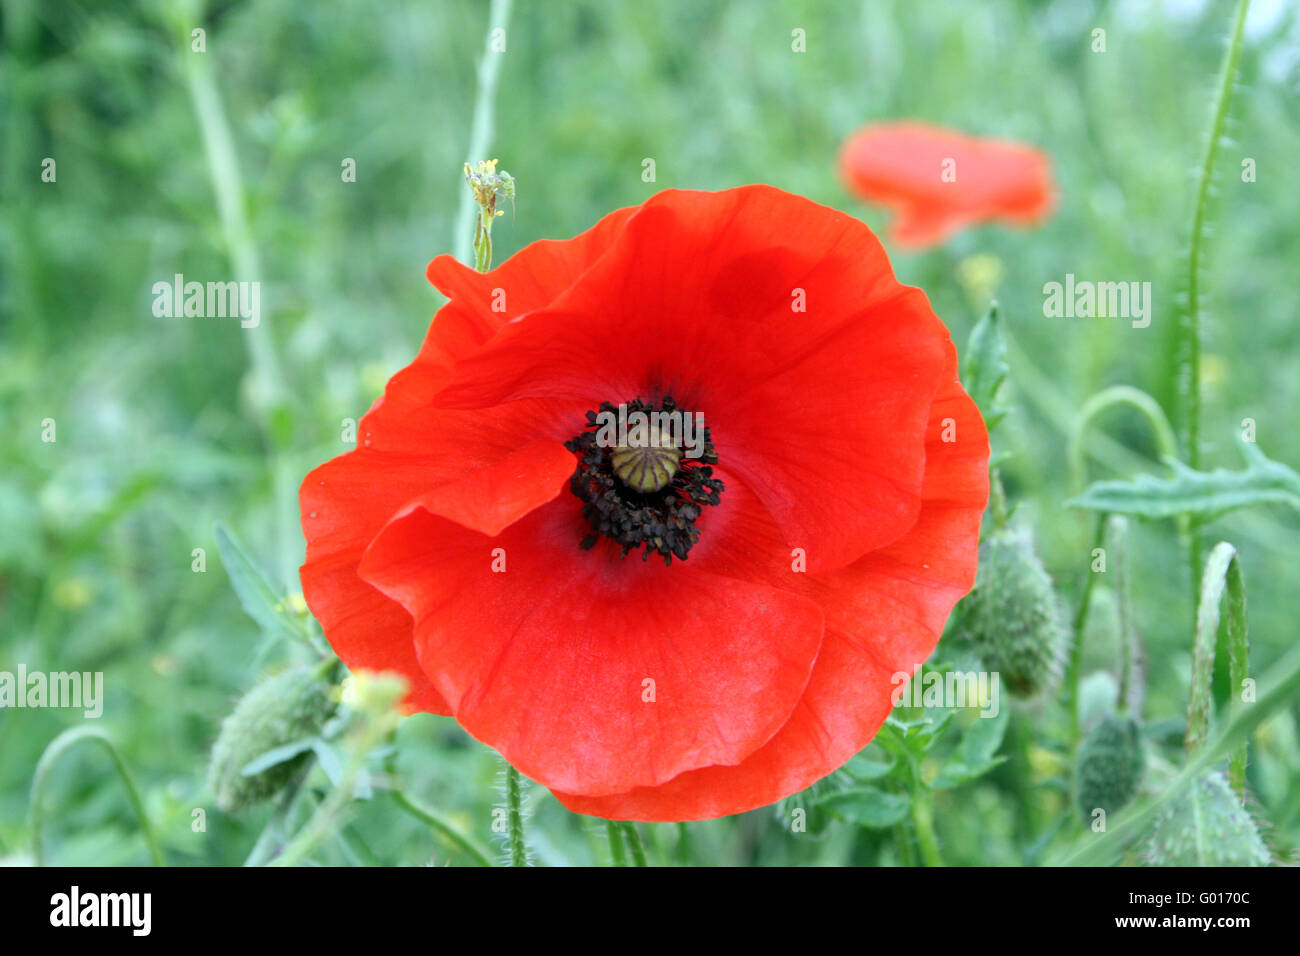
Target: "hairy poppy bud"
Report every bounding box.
[962,527,1069,697]
[1075,714,1145,822]
[208,662,336,813]
[1146,771,1270,866]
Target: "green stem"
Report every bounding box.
[1185,542,1250,796]
[894,822,917,866]
[454,0,514,265]
[1179,0,1249,711]
[473,210,494,272]
[1108,515,1135,714]
[242,772,308,866]
[391,791,492,867]
[31,728,165,867]
[988,468,1009,529]
[1179,0,1251,472]
[1066,515,1107,748]
[504,763,527,866]
[911,795,944,868]
[271,689,398,866]
[1067,385,1178,493]
[1065,386,1174,736]
[179,13,296,588]
[605,821,627,866]
[619,822,648,867]
[908,763,944,867]
[388,769,493,867]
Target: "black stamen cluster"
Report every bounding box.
[564,396,723,565]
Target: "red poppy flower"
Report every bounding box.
[299,185,989,821]
[840,121,1056,249]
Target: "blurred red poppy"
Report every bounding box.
[840,121,1056,249]
[299,185,989,820]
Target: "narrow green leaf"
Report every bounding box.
[238,738,319,778]
[1068,443,1300,521]
[960,302,1008,431]
[1185,541,1250,793]
[310,740,346,788]
[214,522,304,639]
[30,728,166,867]
[844,751,896,780]
[816,787,911,828]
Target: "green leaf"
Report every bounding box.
[815,787,911,828]
[960,302,1008,431]
[239,737,319,777]
[214,522,305,640]
[877,712,956,761]
[933,709,1009,790]
[310,740,345,788]
[844,751,896,780]
[1067,443,1300,521]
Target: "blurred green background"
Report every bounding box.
[2,0,1297,865]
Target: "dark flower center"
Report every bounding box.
[565,396,723,565]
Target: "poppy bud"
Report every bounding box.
[208,662,336,813]
[1145,771,1269,866]
[962,527,1069,697]
[1075,714,1145,822]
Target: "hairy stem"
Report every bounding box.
[1178,0,1251,471]
[504,764,527,866]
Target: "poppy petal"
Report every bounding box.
[300,405,583,713]
[357,494,826,797]
[300,451,454,714]
[420,205,640,379]
[840,121,1056,249]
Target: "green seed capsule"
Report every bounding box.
[961,527,1069,697]
[1075,713,1145,823]
[611,440,680,493]
[208,663,336,813]
[1146,771,1270,866]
